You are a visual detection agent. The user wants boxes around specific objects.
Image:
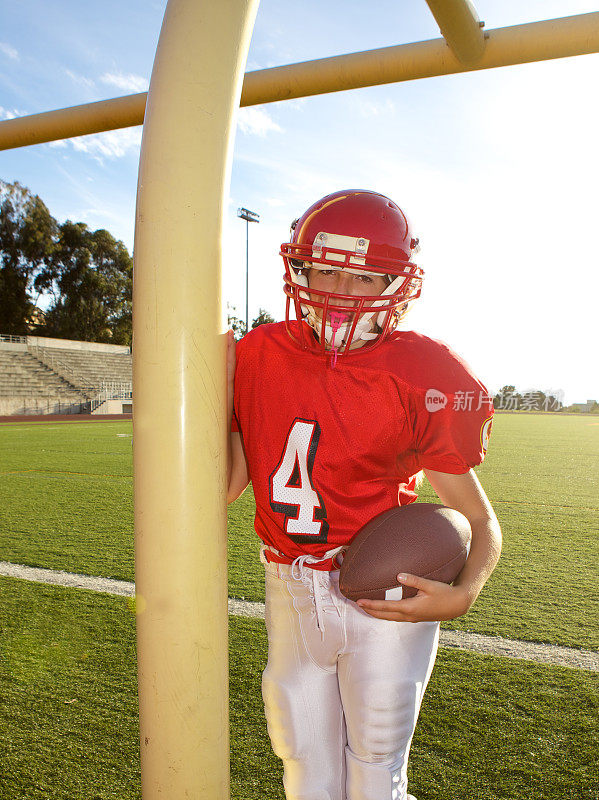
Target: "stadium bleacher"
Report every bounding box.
[0,335,132,416]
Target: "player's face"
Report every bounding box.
[307,268,387,310]
[306,267,388,350]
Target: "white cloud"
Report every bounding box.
[269,97,307,113]
[51,164,136,249]
[48,139,68,149]
[0,42,18,60]
[65,69,95,89]
[64,127,142,163]
[237,106,282,136]
[0,106,25,120]
[100,71,149,94]
[285,97,307,111]
[352,97,396,118]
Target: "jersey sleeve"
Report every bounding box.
[408,346,494,474]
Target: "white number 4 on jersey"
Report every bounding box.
[269,419,328,539]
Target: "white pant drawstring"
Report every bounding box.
[289,547,345,638]
[260,544,346,638]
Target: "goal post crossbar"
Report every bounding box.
[0,12,597,151]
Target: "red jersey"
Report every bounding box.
[232,321,493,565]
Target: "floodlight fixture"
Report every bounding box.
[237,207,260,332]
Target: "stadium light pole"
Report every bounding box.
[237,207,259,333]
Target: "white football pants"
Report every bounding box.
[261,557,439,800]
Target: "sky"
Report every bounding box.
[1,0,598,405]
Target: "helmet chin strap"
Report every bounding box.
[366,274,406,329]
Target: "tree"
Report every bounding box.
[0,180,133,344]
[493,384,565,412]
[227,305,276,340]
[227,304,247,340]
[0,180,57,334]
[493,385,520,410]
[251,308,275,329]
[38,222,132,345]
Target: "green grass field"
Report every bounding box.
[1,577,597,800]
[1,414,597,648]
[0,413,598,799]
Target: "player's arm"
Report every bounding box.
[357,469,501,622]
[422,468,502,607]
[228,432,250,504]
[227,330,250,504]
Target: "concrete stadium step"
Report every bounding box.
[1,339,132,408]
[0,350,84,398]
[33,347,132,389]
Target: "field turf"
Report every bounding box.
[1,576,597,800]
[0,413,597,649]
[0,413,597,799]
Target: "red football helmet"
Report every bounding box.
[280,189,423,360]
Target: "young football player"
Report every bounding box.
[227,189,501,800]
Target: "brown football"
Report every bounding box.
[339,503,471,602]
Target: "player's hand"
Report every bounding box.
[356,573,471,623]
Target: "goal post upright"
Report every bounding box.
[132,1,258,798]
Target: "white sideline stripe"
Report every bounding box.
[0,561,136,597]
[1,561,597,672]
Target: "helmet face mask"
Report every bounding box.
[280,190,423,359]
